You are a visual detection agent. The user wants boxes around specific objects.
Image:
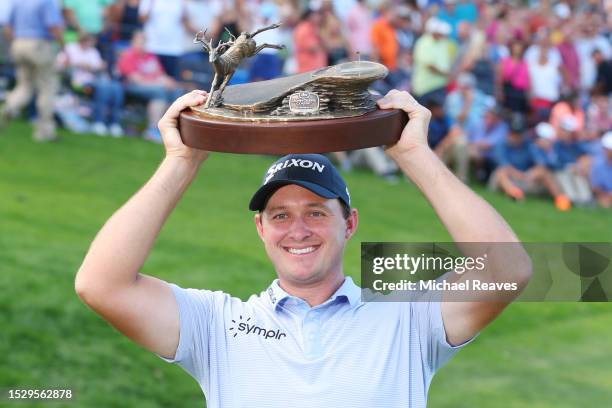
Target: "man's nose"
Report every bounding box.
[287,217,312,241]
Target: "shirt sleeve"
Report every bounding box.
[410,301,476,373]
[158,284,220,384]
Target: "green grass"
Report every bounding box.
[1,121,611,407]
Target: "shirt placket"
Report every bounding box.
[302,308,323,359]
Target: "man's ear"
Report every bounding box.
[254,213,265,242]
[345,208,359,240]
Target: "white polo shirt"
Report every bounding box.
[161,277,471,407]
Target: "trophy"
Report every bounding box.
[178,24,407,154]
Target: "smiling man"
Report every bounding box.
[75,89,531,407]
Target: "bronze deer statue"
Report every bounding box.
[194,23,285,108]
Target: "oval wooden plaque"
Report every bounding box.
[178,108,407,154]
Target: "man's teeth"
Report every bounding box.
[287,247,316,255]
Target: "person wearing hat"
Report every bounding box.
[411,17,454,103]
[589,131,612,208]
[552,116,593,205]
[75,89,532,407]
[443,73,490,181]
[467,104,509,182]
[490,118,571,210]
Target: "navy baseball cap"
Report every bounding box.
[249,154,351,211]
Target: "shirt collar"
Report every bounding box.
[266,276,361,311]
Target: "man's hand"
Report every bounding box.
[158,90,209,163]
[376,90,432,159]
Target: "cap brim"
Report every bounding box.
[249,179,340,211]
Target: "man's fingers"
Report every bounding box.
[159,90,207,128]
[377,91,430,119]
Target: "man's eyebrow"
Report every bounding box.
[264,205,287,213]
[265,202,329,212]
[306,203,330,210]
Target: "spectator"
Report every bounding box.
[530,122,561,171]
[450,21,489,90]
[370,4,399,72]
[592,48,612,95]
[431,100,468,182]
[0,0,64,142]
[574,20,612,99]
[117,30,183,141]
[248,1,284,82]
[496,39,530,114]
[330,0,356,23]
[320,0,348,65]
[467,105,509,182]
[411,17,454,103]
[348,147,399,183]
[109,0,143,43]
[62,0,113,36]
[552,116,593,205]
[445,73,490,136]
[370,5,414,81]
[526,30,563,121]
[549,93,585,139]
[426,98,451,152]
[556,23,580,93]
[138,0,191,79]
[345,0,373,60]
[490,118,570,210]
[590,132,612,208]
[57,33,124,137]
[293,5,326,73]
[436,0,461,40]
[585,91,611,140]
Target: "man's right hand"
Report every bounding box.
[158,90,210,163]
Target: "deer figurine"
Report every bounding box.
[194,23,286,108]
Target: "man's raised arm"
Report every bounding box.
[378,90,532,346]
[75,91,209,359]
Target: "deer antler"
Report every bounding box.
[215,37,234,52]
[224,27,236,41]
[193,28,211,52]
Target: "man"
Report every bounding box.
[0,0,64,141]
[411,17,454,103]
[443,73,491,181]
[117,30,184,141]
[293,5,326,73]
[590,131,612,208]
[552,116,593,205]
[75,89,531,407]
[467,105,508,182]
[370,4,412,91]
[490,117,570,210]
[62,0,113,36]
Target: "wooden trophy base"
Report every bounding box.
[178,108,407,154]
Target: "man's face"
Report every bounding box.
[254,185,358,286]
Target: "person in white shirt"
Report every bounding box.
[57,33,124,137]
[139,0,192,79]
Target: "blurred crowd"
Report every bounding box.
[0,0,611,209]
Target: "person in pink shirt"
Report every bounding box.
[496,39,530,114]
[293,7,327,73]
[117,30,183,140]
